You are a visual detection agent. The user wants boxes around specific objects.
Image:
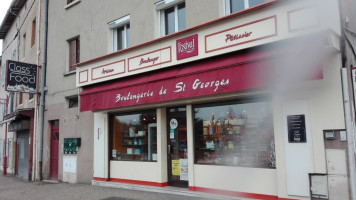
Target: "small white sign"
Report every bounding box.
[170,118,178,129]
[170,132,175,139]
[340,131,347,141]
[112,149,117,157]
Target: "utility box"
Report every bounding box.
[63,138,81,154]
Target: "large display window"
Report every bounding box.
[194,99,276,168]
[110,110,157,161]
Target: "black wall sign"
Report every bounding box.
[6,60,37,93]
[287,114,306,143]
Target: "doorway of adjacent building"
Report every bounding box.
[50,121,59,179]
[17,131,30,181]
[167,107,188,188]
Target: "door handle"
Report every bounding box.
[168,145,171,154]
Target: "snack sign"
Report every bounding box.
[6,60,37,93]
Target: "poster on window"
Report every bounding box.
[180,159,188,181]
[172,160,180,176]
[6,60,37,93]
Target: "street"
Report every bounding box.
[0,175,227,200]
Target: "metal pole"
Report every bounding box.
[39,0,49,180]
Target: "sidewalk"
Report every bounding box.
[0,175,253,200]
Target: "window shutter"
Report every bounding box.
[76,38,80,64]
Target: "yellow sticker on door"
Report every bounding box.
[172,160,180,176]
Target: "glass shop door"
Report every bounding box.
[167,106,188,188]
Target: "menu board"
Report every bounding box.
[287,115,306,143]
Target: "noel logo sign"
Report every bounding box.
[6,60,37,93]
[176,34,198,60]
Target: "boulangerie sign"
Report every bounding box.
[6,60,37,93]
[176,34,198,60]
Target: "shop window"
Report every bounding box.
[226,0,264,14]
[156,0,186,36]
[68,37,80,72]
[108,15,130,52]
[111,110,157,162]
[194,99,276,168]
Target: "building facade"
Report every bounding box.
[1,0,356,200]
[74,0,354,199]
[0,0,44,181]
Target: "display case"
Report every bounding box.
[111,111,157,161]
[194,101,275,168]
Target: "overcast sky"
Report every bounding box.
[0,0,14,56]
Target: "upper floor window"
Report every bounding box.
[156,0,186,36]
[108,15,130,52]
[226,0,264,14]
[22,33,26,58]
[31,18,36,47]
[67,95,79,108]
[68,37,80,72]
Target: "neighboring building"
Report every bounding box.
[0,0,44,181]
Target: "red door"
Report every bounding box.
[50,125,59,179]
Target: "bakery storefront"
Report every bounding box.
[77,2,344,199]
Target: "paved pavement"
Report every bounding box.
[0,175,231,200]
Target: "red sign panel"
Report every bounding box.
[176,34,198,60]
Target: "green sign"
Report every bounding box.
[63,138,81,154]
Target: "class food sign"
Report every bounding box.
[6,60,37,93]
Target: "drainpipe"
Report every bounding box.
[341,68,356,200]
[39,0,49,181]
[2,97,8,176]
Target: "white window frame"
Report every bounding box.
[225,0,263,15]
[108,15,130,52]
[156,0,185,36]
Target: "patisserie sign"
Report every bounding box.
[6,60,37,93]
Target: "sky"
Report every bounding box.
[0,0,13,56]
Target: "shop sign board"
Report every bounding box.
[176,34,198,60]
[6,60,37,93]
[128,47,172,72]
[205,16,277,53]
[91,60,125,81]
[287,115,306,143]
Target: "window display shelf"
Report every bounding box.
[117,153,147,156]
[199,133,240,137]
[122,144,146,146]
[123,135,146,139]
